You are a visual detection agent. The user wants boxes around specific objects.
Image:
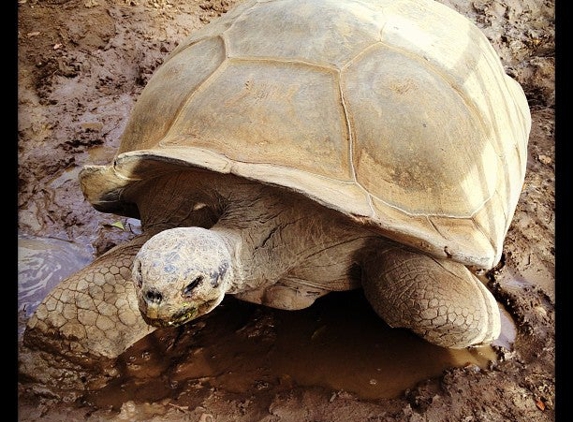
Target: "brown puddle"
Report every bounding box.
[17,238,515,408]
[86,290,510,408]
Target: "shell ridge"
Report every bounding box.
[470,217,498,262]
[502,77,531,185]
[221,0,262,55]
[226,55,339,73]
[366,184,498,220]
[336,65,378,219]
[490,190,510,237]
[110,160,138,182]
[159,46,230,145]
[340,40,385,73]
[159,0,262,139]
[340,37,391,220]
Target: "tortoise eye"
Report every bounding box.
[182,276,204,297]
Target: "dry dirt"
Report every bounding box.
[17,0,556,421]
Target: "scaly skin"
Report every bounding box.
[20,236,155,389]
[361,243,501,349]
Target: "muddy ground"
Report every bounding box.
[17,0,556,421]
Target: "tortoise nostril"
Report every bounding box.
[144,289,163,305]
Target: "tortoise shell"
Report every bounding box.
[80,0,531,269]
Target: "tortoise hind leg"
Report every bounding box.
[19,236,155,390]
[361,244,501,349]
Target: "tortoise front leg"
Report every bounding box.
[19,236,155,390]
[361,244,501,349]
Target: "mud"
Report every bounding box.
[17,0,555,421]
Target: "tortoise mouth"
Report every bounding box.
[143,307,198,328]
[142,299,219,328]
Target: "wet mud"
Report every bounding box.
[85,292,501,407]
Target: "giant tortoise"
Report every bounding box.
[21,0,530,385]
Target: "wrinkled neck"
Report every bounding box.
[208,226,246,294]
[211,183,368,293]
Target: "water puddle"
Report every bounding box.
[18,236,516,406]
[87,290,510,408]
[18,235,93,319]
[493,306,517,350]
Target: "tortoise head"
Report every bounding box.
[132,227,233,328]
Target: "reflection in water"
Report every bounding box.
[18,235,93,319]
[493,306,517,350]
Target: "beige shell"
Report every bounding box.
[80,0,531,269]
